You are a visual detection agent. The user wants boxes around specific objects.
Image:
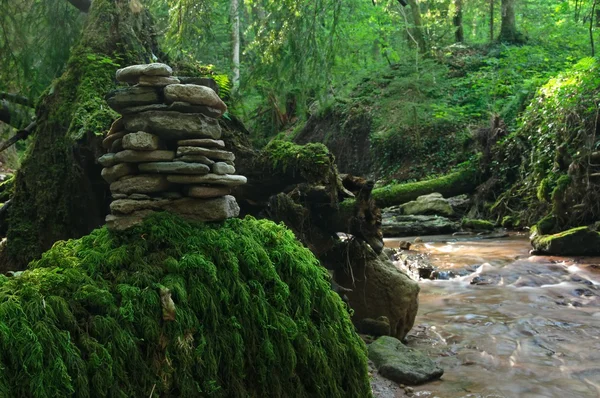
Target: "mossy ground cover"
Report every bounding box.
[0,213,371,397]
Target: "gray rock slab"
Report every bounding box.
[381,214,459,237]
[368,336,443,385]
[122,132,161,151]
[138,161,210,175]
[123,111,222,141]
[186,186,232,199]
[176,146,234,161]
[167,102,223,118]
[110,175,171,195]
[175,155,215,165]
[164,84,227,114]
[106,210,155,230]
[98,153,118,167]
[106,86,160,112]
[177,138,225,148]
[176,76,220,93]
[212,162,235,175]
[167,173,246,187]
[113,150,175,163]
[120,104,169,115]
[102,131,126,150]
[101,163,137,184]
[163,195,239,221]
[110,198,171,215]
[116,63,173,83]
[129,193,152,200]
[137,75,180,87]
[401,193,455,217]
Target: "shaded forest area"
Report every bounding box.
[1,0,600,396]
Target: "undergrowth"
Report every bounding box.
[0,212,371,397]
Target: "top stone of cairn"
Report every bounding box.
[116,63,173,84]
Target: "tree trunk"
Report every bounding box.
[453,0,464,43]
[231,0,241,89]
[499,0,522,43]
[1,0,160,270]
[405,0,427,52]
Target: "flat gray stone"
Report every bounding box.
[168,102,223,118]
[122,111,222,141]
[110,198,171,215]
[116,63,173,83]
[381,214,459,237]
[137,75,180,87]
[110,175,171,195]
[113,150,175,163]
[108,118,124,136]
[163,195,239,220]
[164,84,227,115]
[157,192,183,199]
[122,132,161,151]
[98,153,117,167]
[112,194,127,200]
[368,336,443,385]
[186,186,231,199]
[175,155,215,165]
[176,146,234,161]
[167,173,246,187]
[129,193,152,200]
[138,161,210,175]
[120,104,169,115]
[106,86,160,112]
[102,131,126,150]
[177,139,225,148]
[106,209,155,230]
[212,162,235,175]
[101,163,137,184]
[110,138,123,153]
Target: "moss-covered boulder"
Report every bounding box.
[0,213,371,397]
[531,226,600,256]
[400,193,455,217]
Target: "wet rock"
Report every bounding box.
[106,86,160,112]
[360,317,391,337]
[368,336,444,385]
[101,163,137,184]
[212,162,235,175]
[110,175,171,195]
[123,111,222,141]
[138,161,210,175]
[122,132,161,151]
[167,173,247,187]
[381,214,459,237]
[116,63,173,84]
[401,193,455,217]
[532,226,600,256]
[164,84,227,115]
[176,146,235,162]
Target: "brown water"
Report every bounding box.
[385,235,600,398]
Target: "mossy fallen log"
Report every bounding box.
[0,213,371,397]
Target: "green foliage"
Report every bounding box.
[0,213,372,397]
[0,175,14,203]
[260,140,333,183]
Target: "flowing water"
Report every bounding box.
[384,234,600,398]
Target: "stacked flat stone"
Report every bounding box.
[99,63,246,230]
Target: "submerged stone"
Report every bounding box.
[369,336,444,385]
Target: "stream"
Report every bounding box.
[383,234,600,398]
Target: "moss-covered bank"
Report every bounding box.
[0,213,371,397]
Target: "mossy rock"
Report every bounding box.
[0,213,371,397]
[532,226,600,256]
[461,218,495,231]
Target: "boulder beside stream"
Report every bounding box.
[368,336,444,385]
[532,226,600,255]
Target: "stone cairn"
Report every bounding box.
[98,63,246,230]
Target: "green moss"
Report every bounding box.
[532,226,600,255]
[370,167,478,209]
[0,213,371,397]
[461,218,495,231]
[501,215,515,228]
[535,214,558,235]
[0,175,14,203]
[260,140,333,183]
